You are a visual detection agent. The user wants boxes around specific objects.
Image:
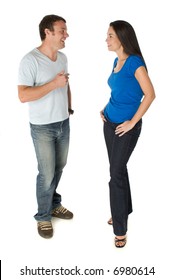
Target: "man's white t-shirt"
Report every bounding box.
[18,48,69,125]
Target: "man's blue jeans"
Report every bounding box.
[30,118,70,222]
[104,119,142,236]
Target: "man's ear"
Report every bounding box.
[44,28,51,37]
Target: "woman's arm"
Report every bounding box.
[115,66,156,136]
[100,106,107,122]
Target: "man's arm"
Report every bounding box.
[67,84,74,114]
[18,71,69,103]
[67,84,72,109]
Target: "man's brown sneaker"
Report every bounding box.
[37,221,53,238]
[52,205,73,219]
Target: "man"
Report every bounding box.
[18,14,74,239]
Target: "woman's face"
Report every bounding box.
[106,26,122,52]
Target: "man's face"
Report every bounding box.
[47,20,69,50]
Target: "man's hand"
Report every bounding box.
[53,71,69,88]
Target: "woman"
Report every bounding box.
[100,20,155,248]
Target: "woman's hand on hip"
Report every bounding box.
[100,110,107,122]
[115,120,134,137]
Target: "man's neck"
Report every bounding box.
[37,43,58,61]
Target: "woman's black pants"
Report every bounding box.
[103,119,142,236]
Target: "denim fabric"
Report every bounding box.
[30,118,70,221]
[104,119,142,235]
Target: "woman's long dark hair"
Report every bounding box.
[110,20,147,69]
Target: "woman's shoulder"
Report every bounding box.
[127,55,145,74]
[128,54,144,64]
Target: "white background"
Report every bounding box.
[0,0,173,279]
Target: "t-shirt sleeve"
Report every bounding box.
[128,55,145,76]
[18,54,37,86]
